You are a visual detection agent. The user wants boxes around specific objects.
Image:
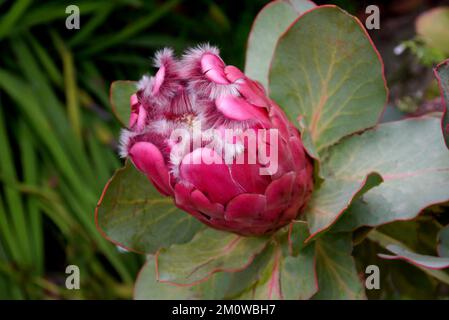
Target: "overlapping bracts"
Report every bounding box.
[120,45,313,236]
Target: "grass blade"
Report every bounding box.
[0,0,32,39]
[52,33,82,142]
[80,0,180,55]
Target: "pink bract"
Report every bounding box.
[119,45,314,236]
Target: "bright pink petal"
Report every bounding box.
[173,183,211,223]
[130,93,139,106]
[201,53,228,84]
[229,157,270,194]
[190,189,224,219]
[289,136,308,172]
[215,95,270,124]
[179,148,244,204]
[225,193,267,222]
[129,94,139,127]
[129,112,138,128]
[237,79,269,108]
[136,105,147,131]
[224,65,245,82]
[129,142,172,195]
[269,103,291,140]
[152,65,166,94]
[265,173,295,207]
[173,182,193,208]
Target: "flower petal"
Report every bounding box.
[129,142,172,195]
[225,193,267,222]
[237,79,269,108]
[190,189,224,219]
[129,94,139,128]
[224,65,245,82]
[135,105,147,131]
[266,172,295,204]
[215,95,270,123]
[152,65,166,94]
[229,158,270,194]
[201,53,229,84]
[179,148,244,204]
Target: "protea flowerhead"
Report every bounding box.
[119,45,314,236]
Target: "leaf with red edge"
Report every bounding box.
[313,233,365,300]
[235,233,318,300]
[156,228,269,285]
[135,248,274,300]
[330,117,449,232]
[379,244,449,270]
[244,0,315,90]
[287,220,311,256]
[305,172,383,241]
[110,80,136,127]
[434,58,449,150]
[96,162,203,254]
[134,256,199,300]
[269,5,387,158]
[249,244,283,300]
[280,243,317,299]
[194,245,275,299]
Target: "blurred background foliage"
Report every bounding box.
[0,0,448,299]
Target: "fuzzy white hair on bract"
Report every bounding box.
[181,43,220,65]
[205,81,239,100]
[118,128,136,158]
[137,75,153,98]
[166,112,212,178]
[138,48,181,109]
[147,119,177,136]
[180,44,240,100]
[153,47,176,68]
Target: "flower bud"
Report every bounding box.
[120,45,314,236]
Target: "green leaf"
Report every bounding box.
[379,244,449,270]
[193,272,232,300]
[330,117,449,231]
[110,80,137,127]
[438,225,449,258]
[416,7,449,55]
[194,246,274,299]
[269,6,387,157]
[368,229,449,286]
[434,58,449,149]
[280,244,317,299]
[235,229,318,300]
[134,256,199,300]
[313,233,365,299]
[244,0,315,89]
[156,228,269,285]
[305,172,383,240]
[247,245,283,300]
[287,220,311,256]
[96,163,203,254]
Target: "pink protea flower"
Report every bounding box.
[119,45,314,236]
